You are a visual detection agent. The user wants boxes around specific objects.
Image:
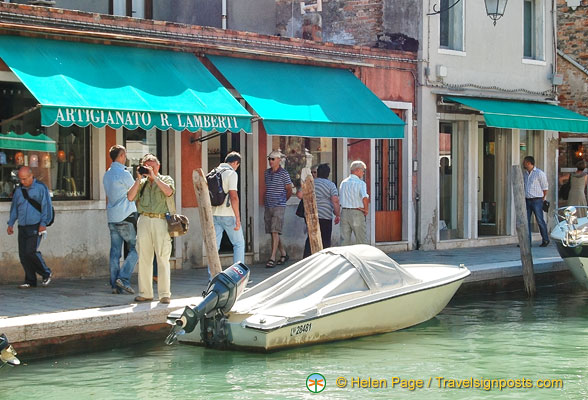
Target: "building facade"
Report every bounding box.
[415,0,574,250]
[0,2,417,283]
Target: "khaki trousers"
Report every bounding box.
[137,215,172,299]
[340,208,367,246]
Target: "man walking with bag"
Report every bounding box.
[211,152,245,271]
[103,145,138,295]
[523,156,550,247]
[6,166,53,288]
[127,154,175,304]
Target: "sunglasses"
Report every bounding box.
[268,157,277,161]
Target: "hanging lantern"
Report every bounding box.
[485,0,509,26]
[14,151,24,166]
[42,153,51,169]
[29,154,39,168]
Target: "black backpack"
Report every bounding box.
[21,185,55,227]
[206,167,229,206]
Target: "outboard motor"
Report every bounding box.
[165,262,250,346]
[0,334,20,368]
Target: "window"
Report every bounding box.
[523,0,544,60]
[271,137,337,193]
[0,82,91,201]
[439,0,464,51]
[109,0,153,19]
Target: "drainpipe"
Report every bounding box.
[222,0,227,30]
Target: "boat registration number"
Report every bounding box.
[290,323,312,336]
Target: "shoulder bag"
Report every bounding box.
[165,195,189,237]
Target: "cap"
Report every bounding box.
[268,150,285,159]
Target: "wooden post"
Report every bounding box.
[302,175,323,255]
[511,165,536,296]
[192,169,222,278]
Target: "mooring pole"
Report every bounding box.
[511,165,536,296]
[302,175,323,255]
[193,168,222,277]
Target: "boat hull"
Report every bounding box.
[176,272,466,351]
[554,241,588,289]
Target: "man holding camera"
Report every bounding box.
[6,166,53,288]
[127,154,174,304]
[103,145,137,295]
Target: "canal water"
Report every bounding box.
[3,285,587,400]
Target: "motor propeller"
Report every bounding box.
[0,334,20,368]
[165,262,250,345]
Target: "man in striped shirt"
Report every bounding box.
[264,150,293,267]
[300,163,341,257]
[523,156,549,246]
[339,160,369,245]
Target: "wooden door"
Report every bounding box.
[375,138,402,242]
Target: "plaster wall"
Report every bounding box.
[0,206,110,284]
[227,0,276,35]
[153,0,222,28]
[422,0,555,95]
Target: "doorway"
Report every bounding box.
[374,138,402,242]
[477,127,510,236]
[206,132,244,255]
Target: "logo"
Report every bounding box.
[306,373,326,393]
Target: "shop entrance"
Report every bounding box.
[477,127,510,236]
[206,132,245,255]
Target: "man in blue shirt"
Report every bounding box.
[6,166,53,288]
[103,145,138,294]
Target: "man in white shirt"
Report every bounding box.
[339,160,369,245]
[212,152,245,267]
[522,155,549,246]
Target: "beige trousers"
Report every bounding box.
[340,208,368,246]
[136,215,172,299]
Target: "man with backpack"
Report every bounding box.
[6,166,53,288]
[209,152,245,272]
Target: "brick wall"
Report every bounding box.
[276,0,384,46]
[557,0,588,116]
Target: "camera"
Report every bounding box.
[138,165,150,176]
[10,170,20,187]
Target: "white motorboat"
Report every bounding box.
[166,245,470,351]
[550,206,588,289]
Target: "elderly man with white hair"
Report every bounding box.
[339,160,369,245]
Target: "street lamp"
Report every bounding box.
[427,0,509,26]
[485,0,509,26]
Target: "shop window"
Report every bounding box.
[271,137,337,192]
[0,82,90,201]
[123,127,159,173]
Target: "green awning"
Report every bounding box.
[208,55,405,139]
[0,131,57,152]
[0,36,251,133]
[444,96,588,133]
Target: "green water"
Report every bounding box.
[3,286,587,400]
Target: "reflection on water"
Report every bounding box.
[3,286,588,400]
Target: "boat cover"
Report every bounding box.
[231,245,421,319]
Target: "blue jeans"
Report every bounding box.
[108,220,138,288]
[213,215,245,267]
[526,198,549,243]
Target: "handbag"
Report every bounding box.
[542,200,550,213]
[295,199,305,218]
[165,196,189,237]
[559,179,571,200]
